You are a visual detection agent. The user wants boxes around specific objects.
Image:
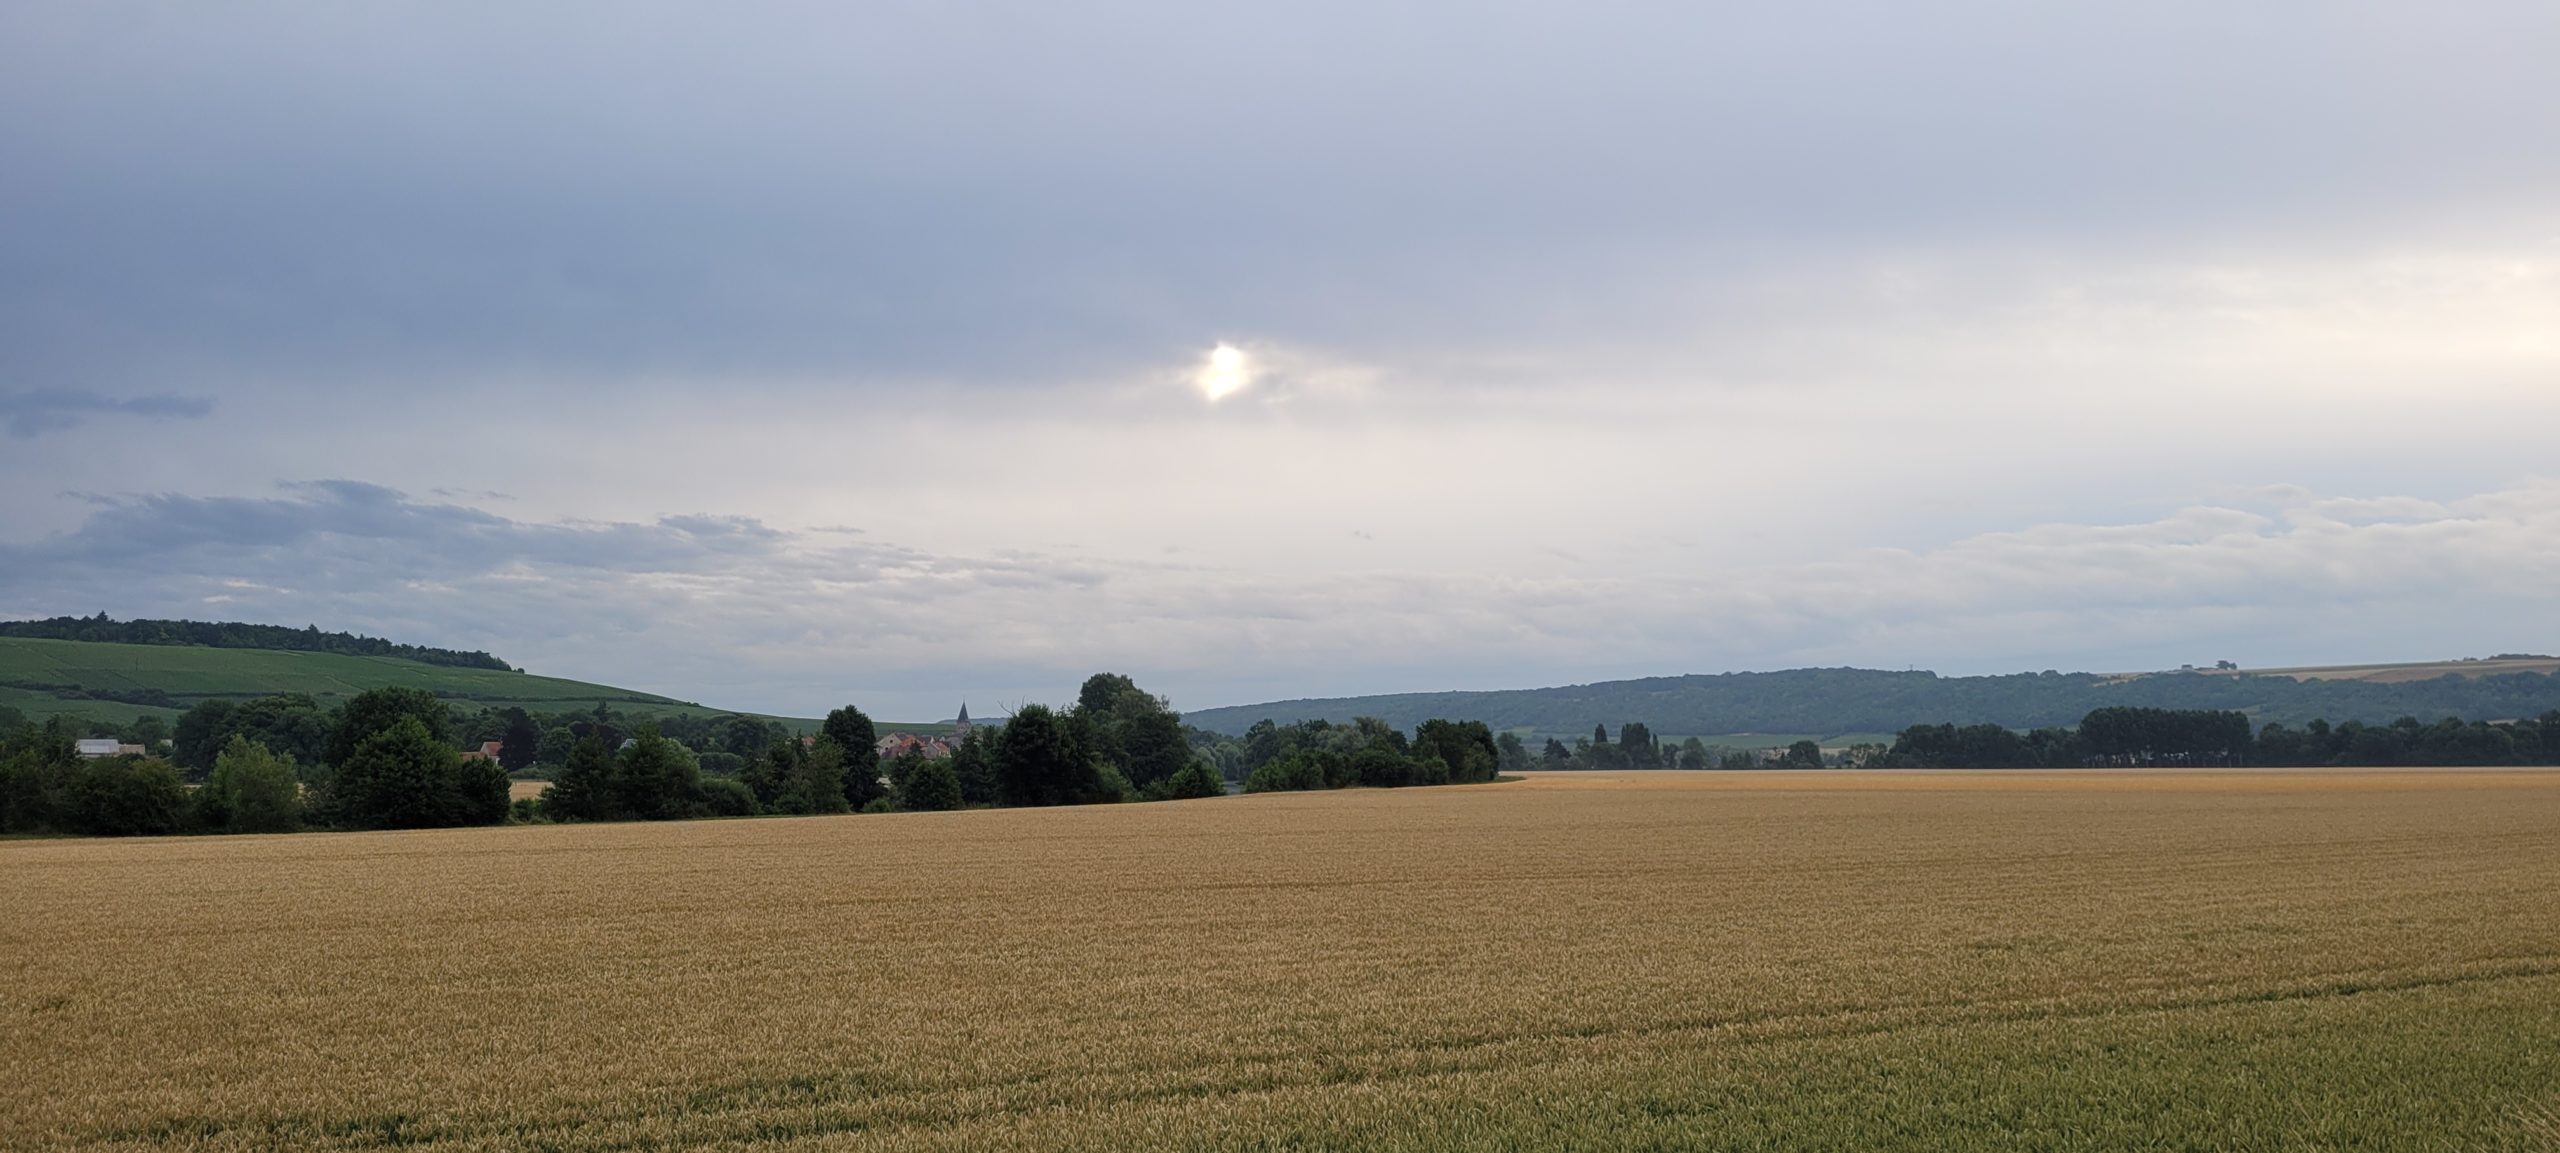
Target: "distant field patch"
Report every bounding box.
[0,636,825,729]
[6,770,2559,1150]
[2211,656,2560,684]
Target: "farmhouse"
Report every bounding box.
[73,739,144,758]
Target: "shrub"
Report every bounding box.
[1353,747,1417,788]
[206,736,301,833]
[327,716,506,830]
[698,776,758,817]
[899,758,964,811]
[1245,754,1329,793]
[65,757,187,837]
[1162,759,1225,800]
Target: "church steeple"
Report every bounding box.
[955,703,971,730]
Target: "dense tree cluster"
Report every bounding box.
[1230,715,1502,793]
[1879,707,2560,768]
[2255,713,2560,767]
[0,613,512,670]
[1525,724,1740,770]
[0,669,1292,838]
[1492,706,2560,771]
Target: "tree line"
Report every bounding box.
[1185,665,2560,739]
[1519,723,1835,771]
[1213,716,1507,791]
[0,672,1499,838]
[1874,706,2560,768]
[1864,707,2560,768]
[0,613,514,670]
[1510,707,2560,770]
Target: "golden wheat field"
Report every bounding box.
[7,769,2560,1151]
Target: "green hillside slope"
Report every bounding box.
[0,636,729,726]
[1185,665,2560,740]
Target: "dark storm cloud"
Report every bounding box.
[0,389,213,438]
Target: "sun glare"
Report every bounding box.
[1195,343,1251,401]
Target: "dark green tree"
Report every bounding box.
[1114,693,1190,790]
[949,727,999,805]
[1244,752,1329,792]
[884,748,928,802]
[1243,719,1288,772]
[1162,758,1226,799]
[823,706,884,809]
[900,757,964,811]
[174,693,332,778]
[1618,722,1661,769]
[171,698,238,773]
[1413,719,1500,783]
[611,729,700,820]
[497,709,541,772]
[698,776,758,816]
[533,726,578,770]
[996,704,1105,807]
[1352,745,1418,787]
[205,735,301,833]
[0,720,80,832]
[328,715,504,829]
[719,714,781,758]
[543,734,613,821]
[1077,673,1140,715]
[126,714,171,752]
[65,756,187,836]
[788,737,851,815]
[327,687,455,769]
[741,738,795,810]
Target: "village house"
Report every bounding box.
[74,739,146,759]
[872,705,975,762]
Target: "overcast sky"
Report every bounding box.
[4,2,2557,720]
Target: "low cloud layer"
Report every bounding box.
[5,479,2552,720]
[0,5,2552,717]
[1,390,212,438]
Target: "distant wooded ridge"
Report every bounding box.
[1185,665,2560,738]
[0,615,513,671]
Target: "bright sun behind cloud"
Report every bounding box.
[1195,343,1251,401]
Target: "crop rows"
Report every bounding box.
[6,769,2559,1150]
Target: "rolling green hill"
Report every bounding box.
[1185,663,2560,741]
[0,636,773,727]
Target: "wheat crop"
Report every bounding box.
[6,768,2559,1150]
